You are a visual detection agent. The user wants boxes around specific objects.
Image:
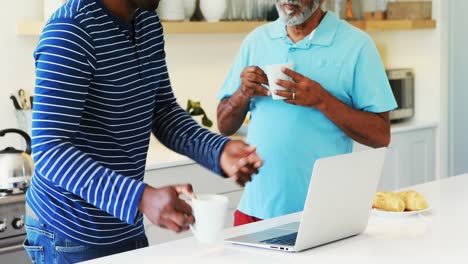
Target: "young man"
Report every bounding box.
[24,0,262,263]
[217,0,397,226]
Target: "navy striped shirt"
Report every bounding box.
[26,0,229,246]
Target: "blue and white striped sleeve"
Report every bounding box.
[151,57,230,176]
[32,19,145,225]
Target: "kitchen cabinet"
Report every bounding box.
[354,124,436,191]
[143,164,243,245]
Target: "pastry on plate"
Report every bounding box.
[398,190,428,211]
[372,191,405,212]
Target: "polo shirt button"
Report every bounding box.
[290,48,296,52]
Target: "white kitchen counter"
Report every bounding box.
[390,119,438,134]
[145,120,438,170]
[82,174,467,264]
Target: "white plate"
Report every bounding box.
[372,207,431,218]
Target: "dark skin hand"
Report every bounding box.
[220,140,263,187]
[274,68,391,148]
[217,66,270,136]
[138,184,195,233]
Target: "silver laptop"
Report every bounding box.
[225,148,387,252]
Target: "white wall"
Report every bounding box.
[0,0,42,149]
[0,0,449,179]
[164,34,245,133]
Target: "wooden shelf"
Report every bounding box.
[353,19,437,31]
[17,19,436,36]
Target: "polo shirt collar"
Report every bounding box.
[267,11,339,47]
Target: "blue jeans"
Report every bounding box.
[23,215,149,264]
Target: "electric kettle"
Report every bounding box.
[0,129,34,193]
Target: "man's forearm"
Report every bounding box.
[217,88,251,136]
[152,100,230,176]
[317,90,391,148]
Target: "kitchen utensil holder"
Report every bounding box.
[15,110,32,137]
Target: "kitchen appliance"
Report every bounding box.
[0,129,34,263]
[0,129,34,193]
[387,68,415,122]
[226,148,387,252]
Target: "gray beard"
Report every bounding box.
[276,0,320,26]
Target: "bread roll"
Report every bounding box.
[398,190,428,211]
[372,191,405,212]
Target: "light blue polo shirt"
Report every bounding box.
[218,12,397,220]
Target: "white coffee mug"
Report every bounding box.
[265,63,295,100]
[190,194,229,244]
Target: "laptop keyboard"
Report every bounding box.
[260,232,298,246]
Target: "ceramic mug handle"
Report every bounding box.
[189,224,198,239]
[188,196,198,239]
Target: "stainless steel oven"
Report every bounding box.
[387,69,415,122]
[0,194,30,264]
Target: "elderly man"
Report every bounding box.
[217,0,397,226]
[24,0,262,263]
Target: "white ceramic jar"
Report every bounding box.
[43,0,66,21]
[157,0,185,21]
[200,0,227,22]
[183,0,197,21]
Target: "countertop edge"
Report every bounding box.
[146,158,195,171]
[390,120,439,134]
